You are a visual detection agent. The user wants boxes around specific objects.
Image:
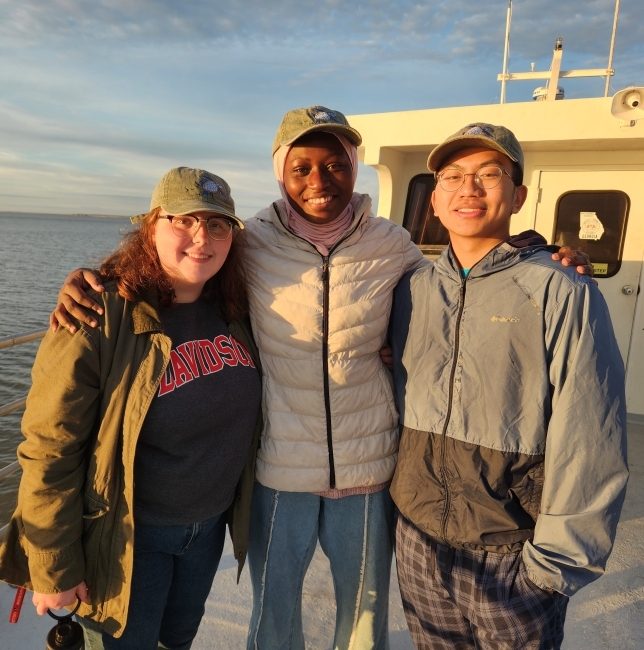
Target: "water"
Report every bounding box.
[0,212,131,525]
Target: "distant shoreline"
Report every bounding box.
[0,211,129,219]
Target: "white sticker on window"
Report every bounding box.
[579,212,605,241]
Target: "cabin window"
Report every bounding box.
[403,174,449,254]
[552,191,630,278]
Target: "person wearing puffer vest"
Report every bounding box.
[243,107,425,650]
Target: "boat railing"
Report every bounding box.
[0,327,48,538]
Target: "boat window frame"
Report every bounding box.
[402,173,449,255]
[551,189,630,279]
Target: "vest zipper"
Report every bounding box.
[439,274,468,543]
[321,231,360,490]
[321,256,336,488]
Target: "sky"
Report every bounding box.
[0,0,642,218]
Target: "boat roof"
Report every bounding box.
[349,97,644,157]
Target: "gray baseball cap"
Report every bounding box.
[272,106,362,155]
[131,167,243,229]
[427,123,524,174]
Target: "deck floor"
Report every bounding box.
[2,425,643,649]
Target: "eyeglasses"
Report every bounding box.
[159,215,234,240]
[436,165,513,192]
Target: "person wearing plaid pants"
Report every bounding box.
[395,513,568,650]
[388,123,628,649]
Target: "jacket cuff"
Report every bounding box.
[522,540,575,596]
[525,568,560,594]
[27,538,85,594]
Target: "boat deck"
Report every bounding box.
[2,424,643,649]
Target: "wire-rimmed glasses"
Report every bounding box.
[159,215,234,240]
[436,166,513,192]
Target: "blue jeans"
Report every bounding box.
[247,483,394,650]
[79,512,226,650]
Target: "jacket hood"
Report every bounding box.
[435,240,551,283]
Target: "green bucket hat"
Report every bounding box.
[131,167,243,229]
[427,123,524,175]
[272,106,362,156]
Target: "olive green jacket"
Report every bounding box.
[0,282,262,637]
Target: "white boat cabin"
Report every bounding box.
[350,93,644,421]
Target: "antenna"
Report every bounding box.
[500,0,512,104]
[497,32,615,100]
[546,37,564,101]
[605,0,620,97]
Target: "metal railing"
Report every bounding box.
[0,327,47,537]
[0,328,48,351]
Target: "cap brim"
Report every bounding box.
[273,123,362,155]
[427,137,519,173]
[160,200,244,229]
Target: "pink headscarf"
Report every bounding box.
[273,133,359,256]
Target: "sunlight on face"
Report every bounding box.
[283,133,355,225]
[155,210,233,302]
[431,148,527,243]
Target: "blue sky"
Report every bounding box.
[1,0,642,218]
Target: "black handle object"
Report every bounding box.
[46,597,84,650]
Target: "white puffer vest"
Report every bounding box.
[245,194,425,492]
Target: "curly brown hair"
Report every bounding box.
[100,207,249,321]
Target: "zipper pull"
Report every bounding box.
[322,257,329,277]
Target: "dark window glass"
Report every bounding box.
[403,174,449,254]
[552,191,630,278]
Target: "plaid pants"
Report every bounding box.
[395,512,568,650]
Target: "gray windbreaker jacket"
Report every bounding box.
[390,242,628,596]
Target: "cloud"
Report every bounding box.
[1,0,425,47]
[2,0,640,59]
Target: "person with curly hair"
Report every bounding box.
[0,167,262,650]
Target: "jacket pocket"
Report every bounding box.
[81,495,109,593]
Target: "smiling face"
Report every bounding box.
[431,147,527,245]
[154,209,233,302]
[283,132,355,224]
